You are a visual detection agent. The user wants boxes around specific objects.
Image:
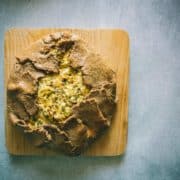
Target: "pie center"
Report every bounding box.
[32,52,89,127]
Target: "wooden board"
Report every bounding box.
[4,29,129,156]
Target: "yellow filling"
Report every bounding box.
[29,52,89,127]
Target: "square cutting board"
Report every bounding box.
[4,29,129,156]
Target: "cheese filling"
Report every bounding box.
[30,51,89,127]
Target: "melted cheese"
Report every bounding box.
[32,51,89,126]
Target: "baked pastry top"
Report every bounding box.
[7,32,116,155]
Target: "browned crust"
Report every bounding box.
[7,32,117,155]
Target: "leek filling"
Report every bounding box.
[29,50,89,127]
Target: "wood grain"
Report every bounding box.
[5,29,129,156]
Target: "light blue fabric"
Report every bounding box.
[0,0,180,180]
